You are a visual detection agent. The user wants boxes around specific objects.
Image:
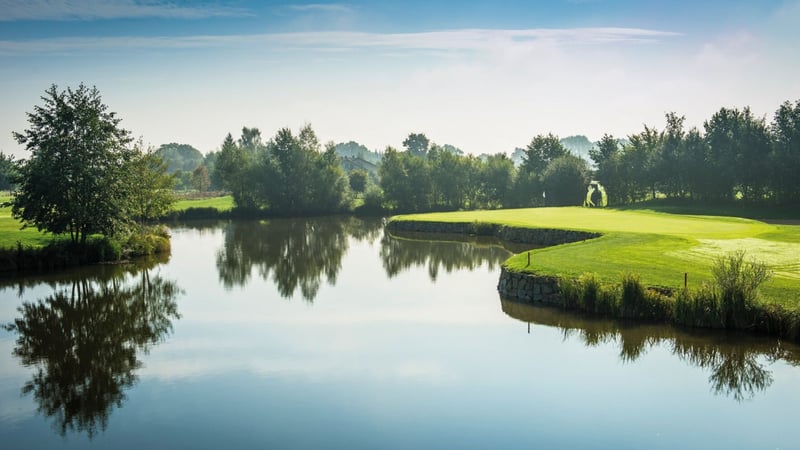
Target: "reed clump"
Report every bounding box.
[553,251,800,341]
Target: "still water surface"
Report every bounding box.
[1,217,799,449]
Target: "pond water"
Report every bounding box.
[1,217,799,449]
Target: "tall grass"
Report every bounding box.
[712,250,772,328]
[549,250,800,341]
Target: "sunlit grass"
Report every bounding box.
[0,193,235,250]
[0,193,63,248]
[173,195,234,212]
[391,207,800,307]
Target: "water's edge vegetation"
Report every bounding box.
[387,218,800,342]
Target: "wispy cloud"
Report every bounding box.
[0,27,680,54]
[288,3,353,14]
[0,0,251,21]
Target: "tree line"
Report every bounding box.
[592,101,800,205]
[6,83,800,246]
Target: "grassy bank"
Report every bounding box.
[173,195,234,212]
[390,207,800,308]
[1,193,173,272]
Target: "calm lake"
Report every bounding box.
[1,217,799,449]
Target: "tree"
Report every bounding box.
[478,153,515,208]
[349,169,368,194]
[154,143,203,173]
[0,151,16,191]
[126,140,176,224]
[12,84,135,244]
[590,134,622,204]
[402,132,430,158]
[522,133,568,175]
[214,133,258,209]
[192,165,211,192]
[541,155,589,206]
[770,99,800,203]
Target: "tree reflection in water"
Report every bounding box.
[215,218,516,301]
[502,299,800,401]
[4,264,182,437]
[215,217,383,301]
[380,231,516,281]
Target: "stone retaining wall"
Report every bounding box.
[496,267,562,305]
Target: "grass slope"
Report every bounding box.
[0,194,235,250]
[392,207,800,307]
[173,195,234,212]
[0,193,64,248]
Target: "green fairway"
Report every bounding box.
[0,193,235,250]
[391,207,800,307]
[0,193,63,248]
[173,195,234,212]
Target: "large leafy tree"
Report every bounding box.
[477,153,515,208]
[126,140,176,224]
[215,132,258,209]
[590,134,622,204]
[541,154,589,206]
[402,132,430,158]
[12,84,135,244]
[522,133,568,175]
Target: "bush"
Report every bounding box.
[578,273,600,312]
[124,226,172,257]
[620,273,647,319]
[712,250,772,329]
[86,236,122,262]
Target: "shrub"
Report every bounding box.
[578,273,600,313]
[620,273,647,319]
[560,277,581,309]
[712,250,772,329]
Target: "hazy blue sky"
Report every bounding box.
[1,0,799,157]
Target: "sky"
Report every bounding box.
[1,0,799,158]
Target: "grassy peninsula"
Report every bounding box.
[390,207,800,308]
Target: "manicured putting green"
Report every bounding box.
[392,207,800,307]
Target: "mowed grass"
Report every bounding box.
[392,207,800,307]
[0,193,235,250]
[0,193,65,248]
[173,195,234,212]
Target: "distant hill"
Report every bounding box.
[334,141,382,165]
[559,135,595,161]
[155,143,204,173]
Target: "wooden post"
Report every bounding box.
[684,272,688,289]
[527,251,531,267]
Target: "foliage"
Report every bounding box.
[0,151,16,190]
[522,133,569,175]
[214,132,259,210]
[154,142,204,173]
[11,84,135,245]
[348,169,368,194]
[191,165,211,192]
[541,154,589,206]
[402,132,430,158]
[126,140,176,225]
[712,250,772,328]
